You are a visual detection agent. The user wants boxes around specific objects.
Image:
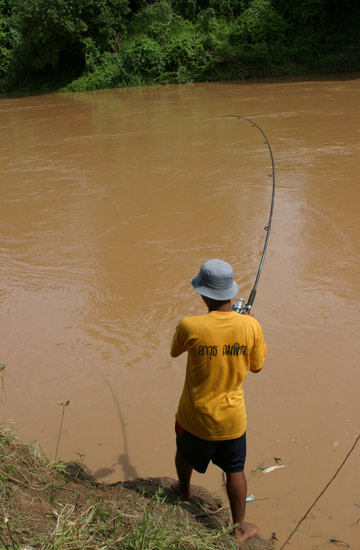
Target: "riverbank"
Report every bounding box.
[0,422,272,549]
[1,0,359,94]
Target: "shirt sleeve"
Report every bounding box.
[170,318,187,357]
[249,319,267,372]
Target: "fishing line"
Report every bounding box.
[223,115,275,314]
[280,434,360,549]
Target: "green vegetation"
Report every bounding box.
[0,0,359,92]
[0,422,272,549]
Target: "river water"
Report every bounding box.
[1,76,359,549]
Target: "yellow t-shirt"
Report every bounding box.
[171,311,267,441]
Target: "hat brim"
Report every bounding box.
[191,275,238,301]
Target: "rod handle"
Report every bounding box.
[245,288,257,313]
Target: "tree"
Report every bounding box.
[0,0,19,82]
[11,0,129,83]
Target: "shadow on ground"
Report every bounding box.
[115,475,272,549]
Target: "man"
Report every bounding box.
[170,258,267,544]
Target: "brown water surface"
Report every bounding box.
[1,77,359,549]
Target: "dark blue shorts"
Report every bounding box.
[175,421,246,474]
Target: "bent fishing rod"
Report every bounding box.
[223,115,275,314]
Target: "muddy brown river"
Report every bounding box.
[1,76,359,549]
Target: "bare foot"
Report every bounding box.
[171,481,191,500]
[234,522,259,544]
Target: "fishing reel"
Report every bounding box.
[233,287,257,314]
[233,298,247,314]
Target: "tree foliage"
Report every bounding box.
[0,0,18,81]
[0,0,359,92]
[9,0,129,86]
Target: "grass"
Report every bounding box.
[0,422,271,550]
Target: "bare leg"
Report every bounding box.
[226,471,259,544]
[174,450,193,499]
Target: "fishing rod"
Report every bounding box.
[223,115,275,314]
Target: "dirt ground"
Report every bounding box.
[8,470,272,549]
[0,426,272,550]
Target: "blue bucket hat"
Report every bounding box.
[191,259,238,300]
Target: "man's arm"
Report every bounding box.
[249,319,267,373]
[170,319,187,358]
[251,367,262,374]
